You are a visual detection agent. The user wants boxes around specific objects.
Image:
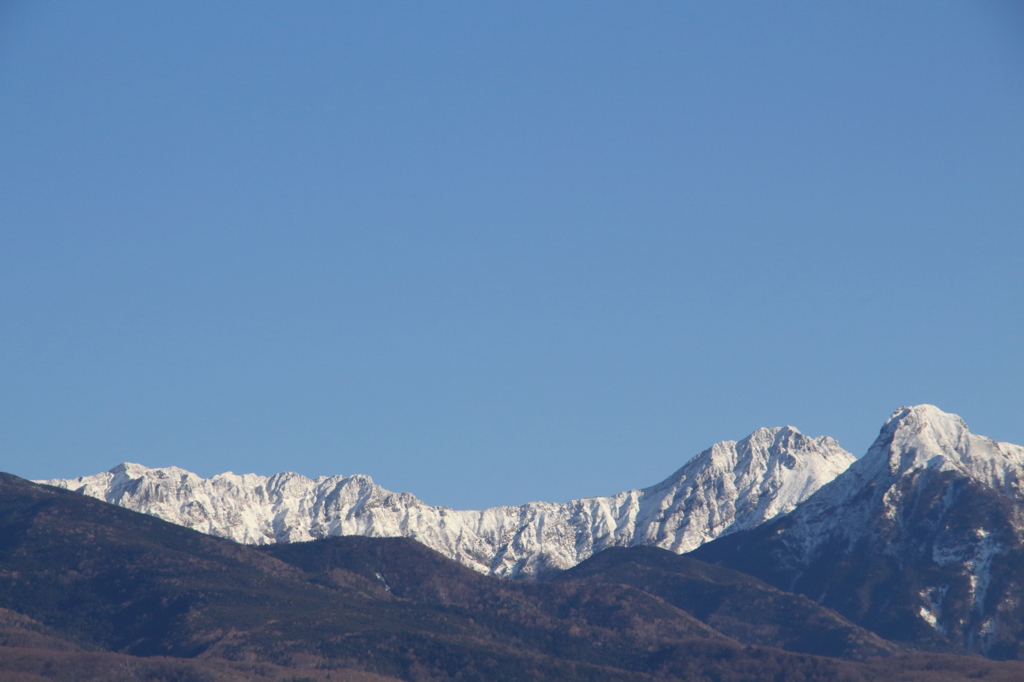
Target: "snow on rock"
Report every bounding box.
[39,426,853,578]
[784,404,1024,563]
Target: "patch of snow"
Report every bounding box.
[919,605,939,629]
[918,586,948,633]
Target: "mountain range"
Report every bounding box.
[22,403,1024,675]
[41,425,853,578]
[3,469,1024,681]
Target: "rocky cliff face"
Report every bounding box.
[41,425,853,578]
[691,405,1024,658]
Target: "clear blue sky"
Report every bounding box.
[1,2,1022,509]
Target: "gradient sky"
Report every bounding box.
[1,2,1022,509]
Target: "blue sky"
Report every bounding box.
[1,2,1022,509]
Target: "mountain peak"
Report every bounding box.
[748,425,800,438]
[877,404,970,474]
[883,404,970,443]
[743,426,802,453]
[109,462,146,475]
[858,405,1024,494]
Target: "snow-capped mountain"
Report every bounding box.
[40,425,853,578]
[692,405,1024,658]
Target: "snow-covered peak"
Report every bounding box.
[676,425,847,472]
[853,405,1024,499]
[646,425,853,543]
[765,405,1024,570]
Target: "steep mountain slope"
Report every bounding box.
[261,535,888,660]
[691,405,1024,659]
[40,426,853,578]
[556,545,900,660]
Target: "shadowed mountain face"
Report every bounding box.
[556,545,900,660]
[3,473,1024,680]
[690,406,1024,659]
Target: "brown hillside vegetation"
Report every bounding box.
[0,473,1022,681]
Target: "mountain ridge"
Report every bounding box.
[40,425,853,578]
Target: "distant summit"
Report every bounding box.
[862,404,1024,494]
[40,425,853,578]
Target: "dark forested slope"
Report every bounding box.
[2,473,1023,681]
